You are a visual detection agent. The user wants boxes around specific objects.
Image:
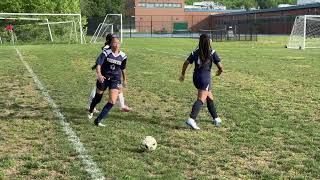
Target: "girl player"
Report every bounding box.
[88,36,128,126]
[87,34,131,114]
[179,34,223,130]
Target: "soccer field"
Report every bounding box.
[0,37,319,179]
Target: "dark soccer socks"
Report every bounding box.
[190,99,203,120]
[94,102,114,125]
[207,97,218,119]
[89,93,103,113]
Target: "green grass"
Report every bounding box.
[0,36,319,179]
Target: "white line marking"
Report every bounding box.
[15,47,105,180]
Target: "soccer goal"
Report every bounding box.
[90,14,122,43]
[287,15,320,49]
[0,13,85,44]
[90,23,114,43]
[38,20,79,44]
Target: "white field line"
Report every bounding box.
[14,47,105,180]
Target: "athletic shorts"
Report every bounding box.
[96,78,121,91]
[193,72,211,91]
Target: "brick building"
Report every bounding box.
[210,3,320,34]
[130,0,239,32]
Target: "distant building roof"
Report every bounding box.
[184,8,245,13]
[297,0,320,5]
[211,3,320,16]
[278,4,295,8]
[185,1,226,10]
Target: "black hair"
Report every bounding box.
[91,34,120,70]
[101,33,113,50]
[198,34,212,67]
[91,34,114,70]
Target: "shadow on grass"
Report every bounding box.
[59,105,186,131]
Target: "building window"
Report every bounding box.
[138,2,182,8]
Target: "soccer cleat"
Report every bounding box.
[88,113,94,120]
[95,122,106,127]
[213,117,222,127]
[185,118,200,130]
[87,107,99,113]
[120,105,132,112]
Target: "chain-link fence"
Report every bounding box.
[86,13,320,41]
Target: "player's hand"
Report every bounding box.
[179,75,185,82]
[98,75,106,83]
[216,69,223,76]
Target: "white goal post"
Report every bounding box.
[90,23,114,43]
[287,15,320,49]
[38,21,78,44]
[0,13,85,44]
[90,14,122,43]
[0,17,53,43]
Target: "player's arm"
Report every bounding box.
[120,57,127,87]
[179,60,189,82]
[212,52,223,76]
[215,62,223,76]
[96,65,106,83]
[121,69,127,87]
[96,53,106,83]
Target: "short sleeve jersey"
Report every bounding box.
[96,48,127,80]
[187,48,220,72]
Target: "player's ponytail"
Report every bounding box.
[198,34,212,67]
[101,33,113,50]
[91,63,97,70]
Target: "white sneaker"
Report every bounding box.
[96,122,106,127]
[93,108,99,113]
[185,118,200,130]
[213,117,222,127]
[87,107,99,113]
[88,113,93,120]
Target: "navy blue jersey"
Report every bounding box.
[96,48,127,80]
[187,48,220,72]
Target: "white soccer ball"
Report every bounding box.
[141,136,157,151]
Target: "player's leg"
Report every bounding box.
[94,81,119,126]
[88,81,106,119]
[87,86,100,113]
[186,73,210,128]
[207,91,221,126]
[118,86,132,112]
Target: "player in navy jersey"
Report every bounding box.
[179,34,223,130]
[88,36,128,126]
[87,34,131,115]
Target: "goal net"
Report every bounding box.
[90,23,114,43]
[90,14,122,43]
[0,13,85,45]
[287,15,320,49]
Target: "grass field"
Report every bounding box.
[0,37,319,179]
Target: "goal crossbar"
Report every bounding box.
[0,12,84,44]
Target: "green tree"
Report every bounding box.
[0,0,80,13]
[80,0,125,17]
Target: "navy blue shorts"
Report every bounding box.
[193,72,211,91]
[96,79,121,91]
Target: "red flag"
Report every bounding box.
[5,24,13,31]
